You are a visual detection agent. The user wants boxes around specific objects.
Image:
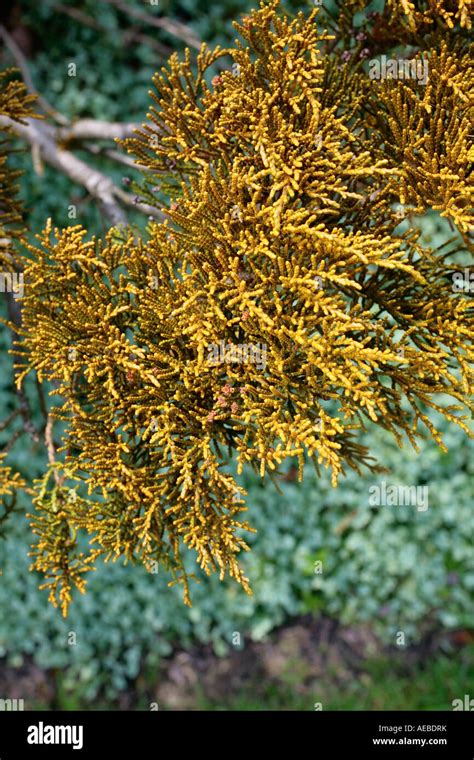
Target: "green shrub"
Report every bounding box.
[0,410,472,700]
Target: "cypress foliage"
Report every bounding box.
[1,2,472,614]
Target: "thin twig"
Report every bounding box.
[45,416,56,467]
[0,408,20,432]
[114,187,164,220]
[53,3,172,59]
[102,0,202,50]
[0,427,22,455]
[54,3,103,30]
[45,415,64,486]
[35,373,49,426]
[122,28,172,59]
[84,143,152,171]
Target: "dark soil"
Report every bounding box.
[0,615,469,710]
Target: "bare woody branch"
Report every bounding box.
[56,120,141,142]
[0,115,128,226]
[0,116,164,225]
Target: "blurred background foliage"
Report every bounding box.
[0,0,472,709]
